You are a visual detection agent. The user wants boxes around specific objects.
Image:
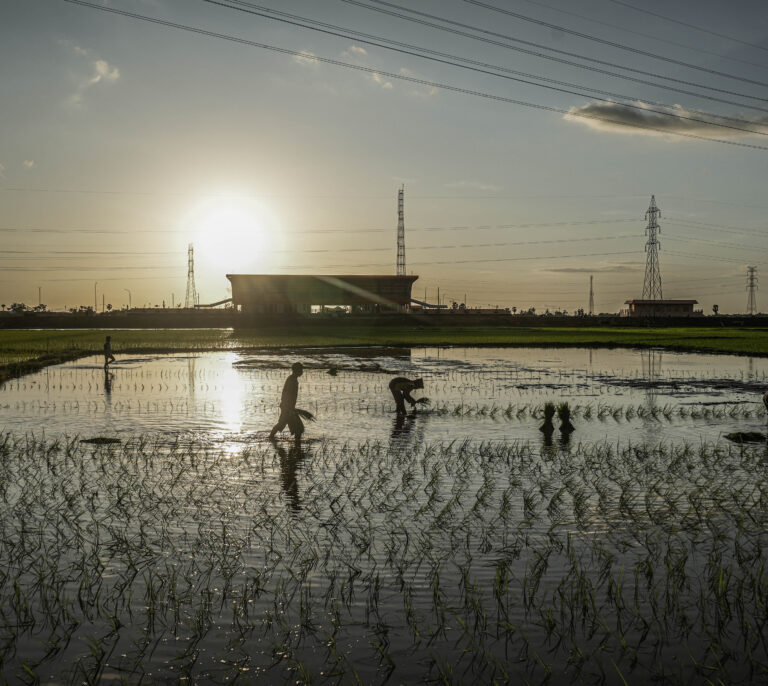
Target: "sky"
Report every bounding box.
[1,0,767,314]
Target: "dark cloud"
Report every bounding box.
[565,101,768,139]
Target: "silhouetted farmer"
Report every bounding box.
[103,335,116,370]
[389,376,424,415]
[269,362,305,440]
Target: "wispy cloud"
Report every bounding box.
[341,44,367,58]
[565,101,768,139]
[23,160,35,169]
[370,71,393,89]
[398,68,438,97]
[67,45,120,107]
[292,49,319,68]
[0,163,5,179]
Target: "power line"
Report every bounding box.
[0,218,638,236]
[203,0,768,136]
[515,0,768,70]
[463,0,768,88]
[55,1,768,151]
[603,0,768,55]
[340,0,768,110]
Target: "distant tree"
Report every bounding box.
[106,303,112,312]
[511,306,517,314]
[10,303,28,313]
[0,304,5,311]
[33,304,47,312]
[713,304,719,315]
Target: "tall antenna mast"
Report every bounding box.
[642,195,663,300]
[396,185,406,276]
[588,275,594,315]
[185,243,198,308]
[747,265,758,315]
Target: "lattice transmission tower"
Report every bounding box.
[642,195,663,300]
[588,275,594,315]
[396,185,406,276]
[747,266,758,315]
[185,243,198,308]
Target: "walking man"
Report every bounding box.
[388,376,424,415]
[103,335,116,370]
[269,362,305,440]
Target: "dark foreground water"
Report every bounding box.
[0,348,767,684]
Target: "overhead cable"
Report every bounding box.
[463,0,768,88]
[341,0,768,109]
[604,0,768,54]
[56,1,768,150]
[205,0,768,135]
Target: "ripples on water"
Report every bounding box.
[1,348,768,684]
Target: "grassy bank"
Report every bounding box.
[2,324,768,382]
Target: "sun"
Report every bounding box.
[188,196,276,273]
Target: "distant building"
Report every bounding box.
[623,299,700,317]
[227,274,418,314]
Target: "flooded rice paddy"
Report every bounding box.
[1,347,768,684]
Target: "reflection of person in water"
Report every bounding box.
[103,335,116,370]
[269,362,304,440]
[273,441,307,512]
[391,411,413,438]
[388,376,424,414]
[103,369,113,395]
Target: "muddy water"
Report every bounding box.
[2,347,768,684]
[0,346,766,445]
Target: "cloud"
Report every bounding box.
[445,180,500,192]
[370,72,394,89]
[564,100,768,140]
[23,160,34,169]
[292,50,319,68]
[398,68,438,97]
[343,44,367,57]
[67,46,120,106]
[0,163,5,178]
[543,263,642,274]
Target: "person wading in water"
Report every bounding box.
[388,376,424,415]
[103,335,116,370]
[269,362,305,440]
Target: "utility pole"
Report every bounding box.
[124,288,131,309]
[747,266,758,315]
[642,195,663,300]
[94,282,98,311]
[38,286,41,307]
[396,185,406,276]
[588,275,594,315]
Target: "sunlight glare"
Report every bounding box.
[188,195,277,273]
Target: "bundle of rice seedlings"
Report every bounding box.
[295,408,316,421]
[415,397,431,405]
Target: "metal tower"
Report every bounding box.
[396,185,406,276]
[642,195,663,300]
[747,266,758,315]
[588,275,594,315]
[185,243,198,308]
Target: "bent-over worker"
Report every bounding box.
[389,376,424,415]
